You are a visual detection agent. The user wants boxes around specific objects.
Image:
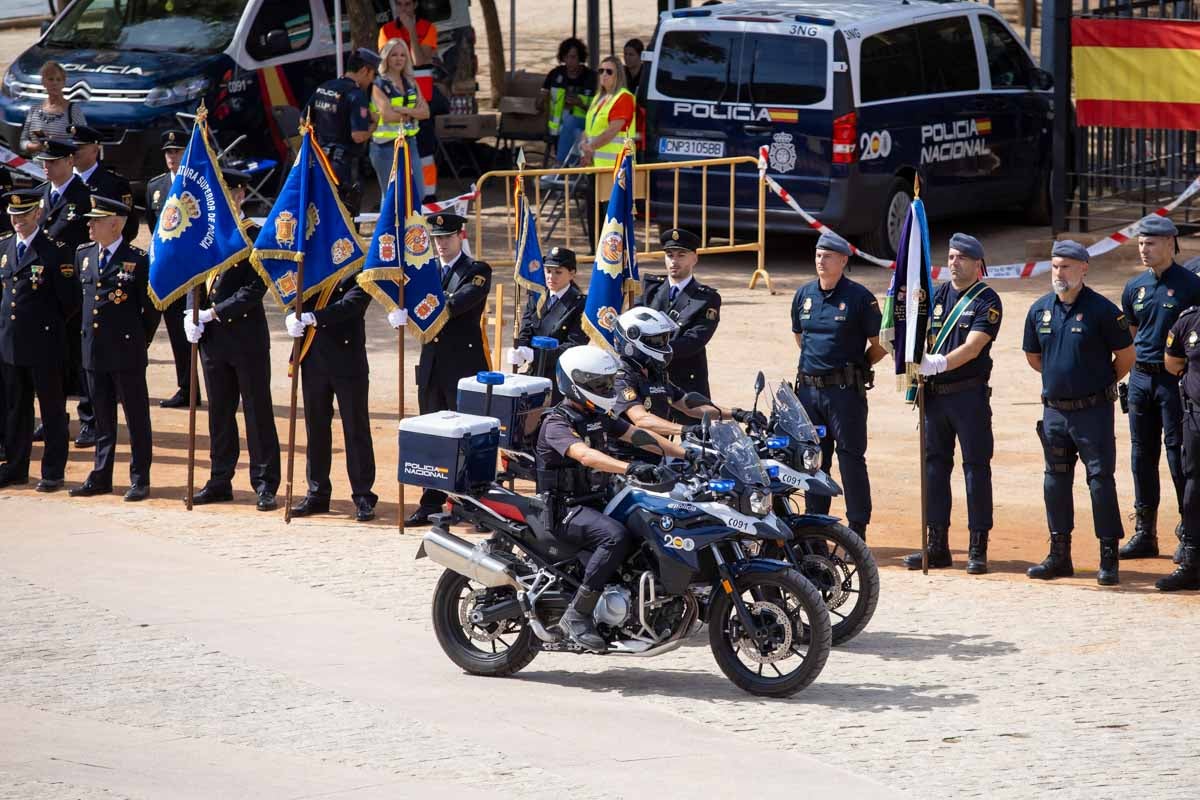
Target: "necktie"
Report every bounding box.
[50,190,60,207]
[441,264,450,283]
[669,285,679,304]
[544,293,557,314]
[16,242,26,262]
[98,249,108,271]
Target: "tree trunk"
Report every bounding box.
[477,0,506,109]
[345,0,378,52]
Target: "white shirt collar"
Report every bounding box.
[75,162,98,182]
[440,251,462,270]
[50,174,76,195]
[667,275,692,292]
[101,236,123,258]
[17,228,39,250]
[549,286,570,301]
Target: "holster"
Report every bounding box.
[1118,381,1129,414]
[1036,419,1072,474]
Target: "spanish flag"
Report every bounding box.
[1073,18,1200,130]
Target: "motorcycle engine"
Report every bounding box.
[593,585,632,627]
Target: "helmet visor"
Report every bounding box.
[640,331,673,353]
[571,368,616,399]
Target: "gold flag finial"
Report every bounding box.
[195,100,208,124]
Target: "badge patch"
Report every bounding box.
[987,307,1000,324]
[597,306,619,331]
[1042,309,1052,322]
[1168,332,1176,347]
[934,303,943,317]
[472,275,486,287]
[705,307,718,321]
[152,189,161,206]
[60,263,74,277]
[838,302,846,311]
[803,297,812,312]
[1169,288,1175,297]
[622,388,637,402]
[1137,286,1146,301]
[1189,331,1198,346]
[1118,314,1129,330]
[0,254,5,268]
[159,191,201,240]
[643,397,653,410]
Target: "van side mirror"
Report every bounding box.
[264,29,291,57]
[1033,68,1053,91]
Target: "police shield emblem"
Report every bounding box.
[378,233,396,263]
[1043,309,1052,322]
[622,387,637,402]
[803,297,813,312]
[643,397,653,410]
[159,192,201,241]
[331,237,354,265]
[274,210,298,248]
[1190,331,1198,347]
[934,303,943,317]
[1137,286,1146,301]
[988,307,1000,324]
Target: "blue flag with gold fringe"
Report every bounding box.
[356,136,448,343]
[513,177,546,312]
[147,109,251,309]
[582,143,639,350]
[880,187,933,402]
[251,126,364,308]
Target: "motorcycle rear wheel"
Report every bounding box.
[708,568,831,697]
[431,569,538,677]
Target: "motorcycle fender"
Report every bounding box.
[783,512,841,528]
[726,557,795,583]
[415,541,427,560]
[800,471,841,497]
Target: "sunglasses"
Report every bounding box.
[599,67,616,75]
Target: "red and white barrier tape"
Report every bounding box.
[0,144,45,181]
[353,183,479,225]
[756,145,1200,280]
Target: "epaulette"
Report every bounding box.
[644,274,665,284]
[76,242,92,251]
[1179,305,1200,319]
[0,232,12,241]
[128,244,146,256]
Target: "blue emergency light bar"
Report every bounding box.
[708,479,735,493]
[767,435,791,449]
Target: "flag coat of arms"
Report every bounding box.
[879,192,934,399]
[356,136,448,343]
[513,177,547,313]
[251,127,364,308]
[148,114,251,308]
[583,143,640,350]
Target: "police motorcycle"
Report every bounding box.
[727,373,880,646]
[413,357,833,698]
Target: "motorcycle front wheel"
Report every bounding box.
[431,569,538,677]
[708,568,831,697]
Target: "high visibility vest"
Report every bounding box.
[371,78,420,142]
[585,88,636,167]
[547,77,594,136]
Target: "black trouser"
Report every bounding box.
[1039,403,1123,540]
[301,369,376,506]
[559,505,633,591]
[86,367,152,488]
[923,385,994,531]
[416,370,457,512]
[64,314,93,427]
[163,296,192,396]
[201,349,280,494]
[2,361,68,480]
[1180,405,1200,545]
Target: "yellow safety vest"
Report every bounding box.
[547,73,594,135]
[371,78,420,142]
[585,88,636,167]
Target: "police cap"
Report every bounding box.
[544,246,577,270]
[221,168,251,189]
[160,129,187,150]
[427,212,466,236]
[33,139,77,161]
[815,230,851,256]
[660,228,700,252]
[1051,239,1089,262]
[83,195,131,218]
[948,232,984,261]
[69,125,104,145]
[1137,215,1178,238]
[348,47,382,72]
[4,188,43,215]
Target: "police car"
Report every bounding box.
[0,0,472,188]
[642,0,1054,257]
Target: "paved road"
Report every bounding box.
[1,494,1196,798]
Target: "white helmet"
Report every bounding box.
[556,345,622,413]
[613,306,678,367]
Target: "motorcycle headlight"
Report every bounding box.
[749,490,771,515]
[802,446,820,471]
[146,75,210,108]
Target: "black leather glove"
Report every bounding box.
[680,423,702,439]
[625,461,659,482]
[732,408,768,428]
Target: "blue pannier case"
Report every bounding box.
[398,411,500,492]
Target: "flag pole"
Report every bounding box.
[185,286,201,510]
[283,124,313,524]
[397,136,408,534]
[512,151,526,373]
[913,173,928,575]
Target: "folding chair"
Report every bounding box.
[537,141,591,241]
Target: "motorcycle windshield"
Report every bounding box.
[710,421,770,487]
[773,383,820,445]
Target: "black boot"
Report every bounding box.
[966,530,989,575]
[1027,533,1074,580]
[1097,538,1120,586]
[1174,522,1185,564]
[1156,545,1200,591]
[1119,507,1158,559]
[558,587,606,652]
[848,520,867,542]
[903,526,952,570]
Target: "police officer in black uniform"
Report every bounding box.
[790,231,886,541]
[406,213,492,525]
[509,245,587,399]
[69,196,161,501]
[902,233,1002,574]
[145,129,196,409]
[537,344,683,651]
[36,139,95,447]
[1160,307,1200,590]
[0,189,79,490]
[70,125,139,242]
[1117,215,1200,562]
[183,169,281,512]
[1022,240,1134,585]
[285,272,377,522]
[639,228,720,412]
[305,47,379,217]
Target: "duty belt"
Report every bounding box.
[1043,384,1118,411]
[926,375,990,396]
[1134,361,1166,374]
[798,366,868,389]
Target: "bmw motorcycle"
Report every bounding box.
[418,420,833,697]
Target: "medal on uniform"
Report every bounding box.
[108,288,127,304]
[30,264,43,288]
[933,303,943,317]
[1190,331,1198,347]
[119,261,136,281]
[803,297,812,312]
[1137,286,1146,301]
[1042,309,1051,322]
[0,254,6,269]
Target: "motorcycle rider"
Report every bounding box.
[537,344,683,652]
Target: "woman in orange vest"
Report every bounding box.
[377,0,438,66]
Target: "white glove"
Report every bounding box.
[285,312,315,338]
[183,317,204,344]
[197,308,217,324]
[387,308,408,328]
[517,346,534,362]
[918,353,948,376]
[506,346,533,366]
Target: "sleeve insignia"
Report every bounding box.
[622,387,637,402]
[122,193,133,206]
[705,307,718,321]
[987,307,1000,324]
[1167,332,1176,347]
[1117,314,1129,330]
[472,275,485,287]
[643,397,653,410]
[60,263,75,277]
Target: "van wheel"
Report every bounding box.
[860,178,912,260]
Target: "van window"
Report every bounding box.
[248,0,314,60]
[980,15,1034,88]
[43,0,243,54]
[744,35,827,106]
[655,30,743,102]
[859,16,979,102]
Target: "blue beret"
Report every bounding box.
[1051,240,1090,262]
[1137,215,1178,237]
[815,231,851,256]
[948,232,984,260]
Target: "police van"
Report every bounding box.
[643,0,1054,257]
[0,0,472,188]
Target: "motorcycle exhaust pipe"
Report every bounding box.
[420,528,520,590]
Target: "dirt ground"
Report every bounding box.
[2,14,1197,596]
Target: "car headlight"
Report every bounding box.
[802,446,820,471]
[1,69,16,98]
[749,490,771,515]
[146,75,210,108]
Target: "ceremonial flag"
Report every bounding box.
[251,125,364,308]
[513,177,547,312]
[356,136,448,342]
[582,142,640,349]
[1073,18,1200,130]
[147,111,251,308]
[879,189,933,400]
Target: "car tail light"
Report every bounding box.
[832,111,857,164]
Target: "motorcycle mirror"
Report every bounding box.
[701,411,712,440]
[630,427,666,461]
[752,370,765,418]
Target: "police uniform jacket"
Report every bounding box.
[40,176,92,252]
[187,223,269,364]
[306,76,371,155]
[82,162,138,241]
[78,239,161,373]
[1167,307,1200,403]
[927,280,1002,384]
[417,252,492,386]
[144,172,172,235]
[515,283,588,378]
[1022,286,1132,401]
[300,273,371,378]
[1120,262,1200,364]
[639,274,720,396]
[0,229,79,366]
